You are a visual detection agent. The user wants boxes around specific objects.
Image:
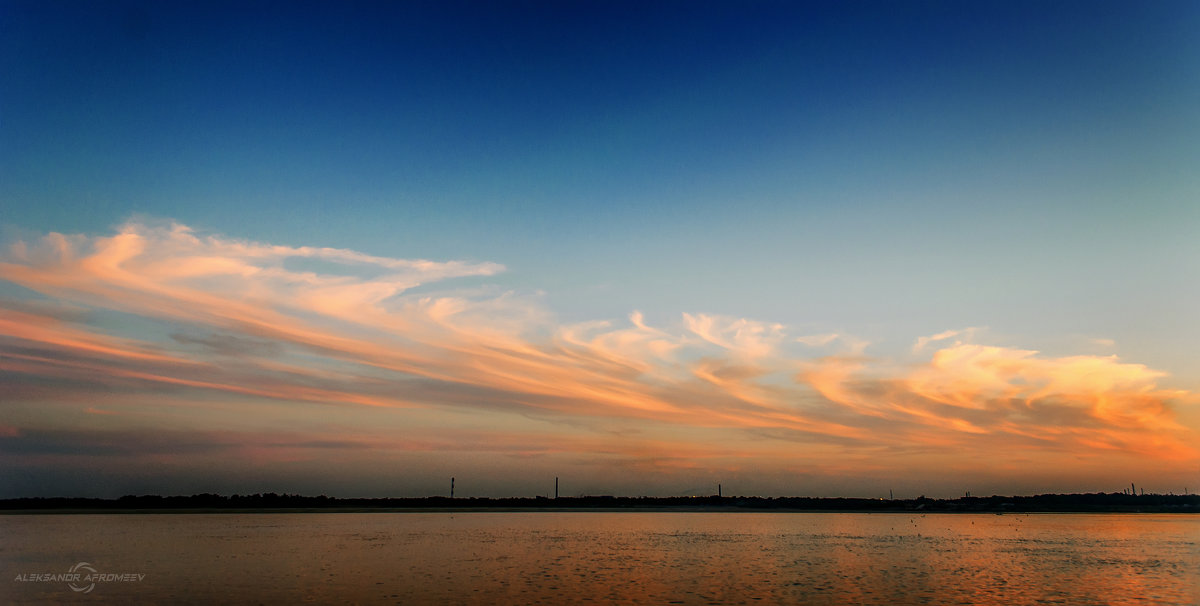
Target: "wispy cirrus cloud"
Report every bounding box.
[0,220,1195,495]
[912,327,981,353]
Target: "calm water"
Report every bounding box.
[2,512,1197,605]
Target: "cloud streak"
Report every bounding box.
[1,220,1196,495]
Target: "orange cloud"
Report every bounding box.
[1,221,1196,490]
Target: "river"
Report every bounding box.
[3,512,1197,604]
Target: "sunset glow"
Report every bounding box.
[3,2,1197,498]
[2,221,1195,497]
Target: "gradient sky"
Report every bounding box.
[2,1,1198,499]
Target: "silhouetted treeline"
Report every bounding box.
[2,492,1197,512]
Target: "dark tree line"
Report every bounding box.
[2,492,1197,512]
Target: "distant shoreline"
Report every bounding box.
[3,492,1197,514]
[4,508,1199,516]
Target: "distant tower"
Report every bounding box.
[718,484,722,498]
[451,477,455,499]
[889,489,894,500]
[555,477,559,499]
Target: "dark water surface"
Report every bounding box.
[3,512,1197,604]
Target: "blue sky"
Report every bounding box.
[2,1,1198,497]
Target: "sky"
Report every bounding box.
[1,1,1198,499]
